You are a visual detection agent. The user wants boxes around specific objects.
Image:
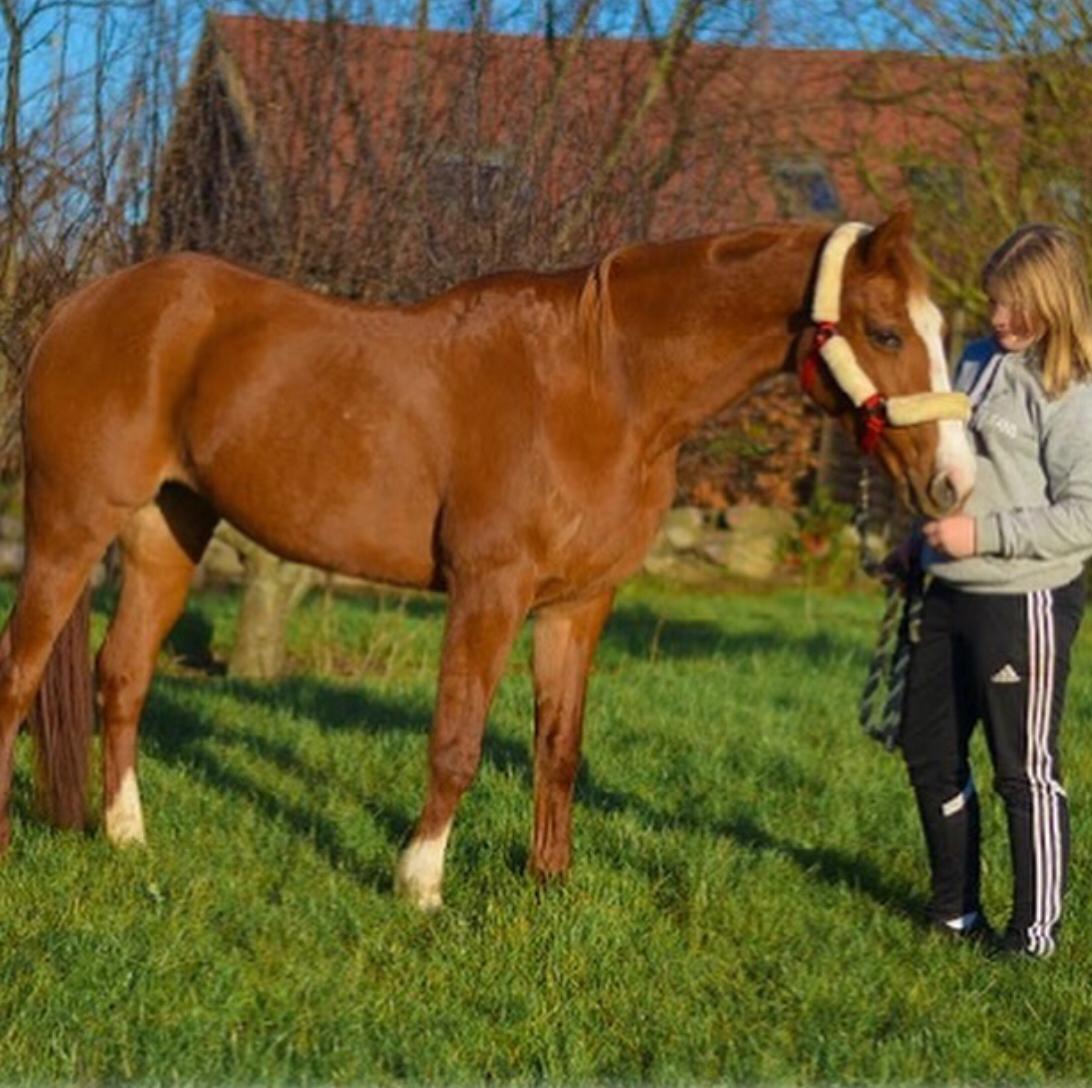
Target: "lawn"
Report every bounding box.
[1,577,1091,1084]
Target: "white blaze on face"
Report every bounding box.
[394,821,452,911]
[908,292,977,502]
[104,768,146,846]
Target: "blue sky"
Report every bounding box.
[4,1,905,156]
[0,0,1016,184]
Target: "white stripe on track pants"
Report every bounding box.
[900,575,1084,956]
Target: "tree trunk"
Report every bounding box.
[222,528,320,680]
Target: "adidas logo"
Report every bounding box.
[991,663,1021,684]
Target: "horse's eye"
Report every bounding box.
[867,325,903,352]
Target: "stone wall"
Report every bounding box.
[642,504,863,585]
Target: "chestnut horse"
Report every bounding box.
[1,210,975,908]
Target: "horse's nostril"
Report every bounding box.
[929,473,959,513]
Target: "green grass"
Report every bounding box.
[2,577,1092,1084]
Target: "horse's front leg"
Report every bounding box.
[530,590,614,881]
[395,563,534,910]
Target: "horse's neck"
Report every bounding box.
[614,227,825,458]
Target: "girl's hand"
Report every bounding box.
[923,515,977,559]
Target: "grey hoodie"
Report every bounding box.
[926,337,1092,593]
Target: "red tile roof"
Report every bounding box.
[203,13,1025,243]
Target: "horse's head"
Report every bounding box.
[798,209,976,518]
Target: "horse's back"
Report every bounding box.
[23,255,446,583]
[189,270,459,581]
[24,252,647,593]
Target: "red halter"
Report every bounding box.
[799,320,836,402]
[800,321,888,455]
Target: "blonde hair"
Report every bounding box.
[983,223,1092,396]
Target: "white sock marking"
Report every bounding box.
[395,821,453,911]
[104,768,146,846]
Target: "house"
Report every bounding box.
[151,14,1031,515]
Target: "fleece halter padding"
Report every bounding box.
[804,222,971,452]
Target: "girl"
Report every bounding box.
[902,223,1092,957]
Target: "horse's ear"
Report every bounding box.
[859,205,915,271]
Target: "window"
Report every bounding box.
[770,159,841,219]
[1044,177,1085,222]
[903,163,966,214]
[427,150,508,220]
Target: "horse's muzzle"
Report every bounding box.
[927,471,962,517]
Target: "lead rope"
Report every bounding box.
[855,469,926,751]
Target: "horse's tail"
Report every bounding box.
[28,587,94,830]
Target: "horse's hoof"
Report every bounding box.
[394,831,449,911]
[104,814,147,847]
[529,853,571,885]
[104,771,146,846]
[394,866,443,911]
[532,868,568,886]
[106,828,147,848]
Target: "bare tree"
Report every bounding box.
[834,0,1092,345]
[0,0,196,468]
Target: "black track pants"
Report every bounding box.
[901,575,1084,955]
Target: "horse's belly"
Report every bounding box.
[212,477,441,587]
[178,342,450,586]
[187,425,443,588]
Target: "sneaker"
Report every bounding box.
[991,927,1055,959]
[930,913,996,949]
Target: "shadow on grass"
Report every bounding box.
[164,611,224,673]
[138,674,535,894]
[134,657,920,923]
[572,768,927,925]
[598,602,867,665]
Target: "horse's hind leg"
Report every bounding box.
[530,590,614,881]
[97,486,217,845]
[395,564,534,910]
[0,497,124,851]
